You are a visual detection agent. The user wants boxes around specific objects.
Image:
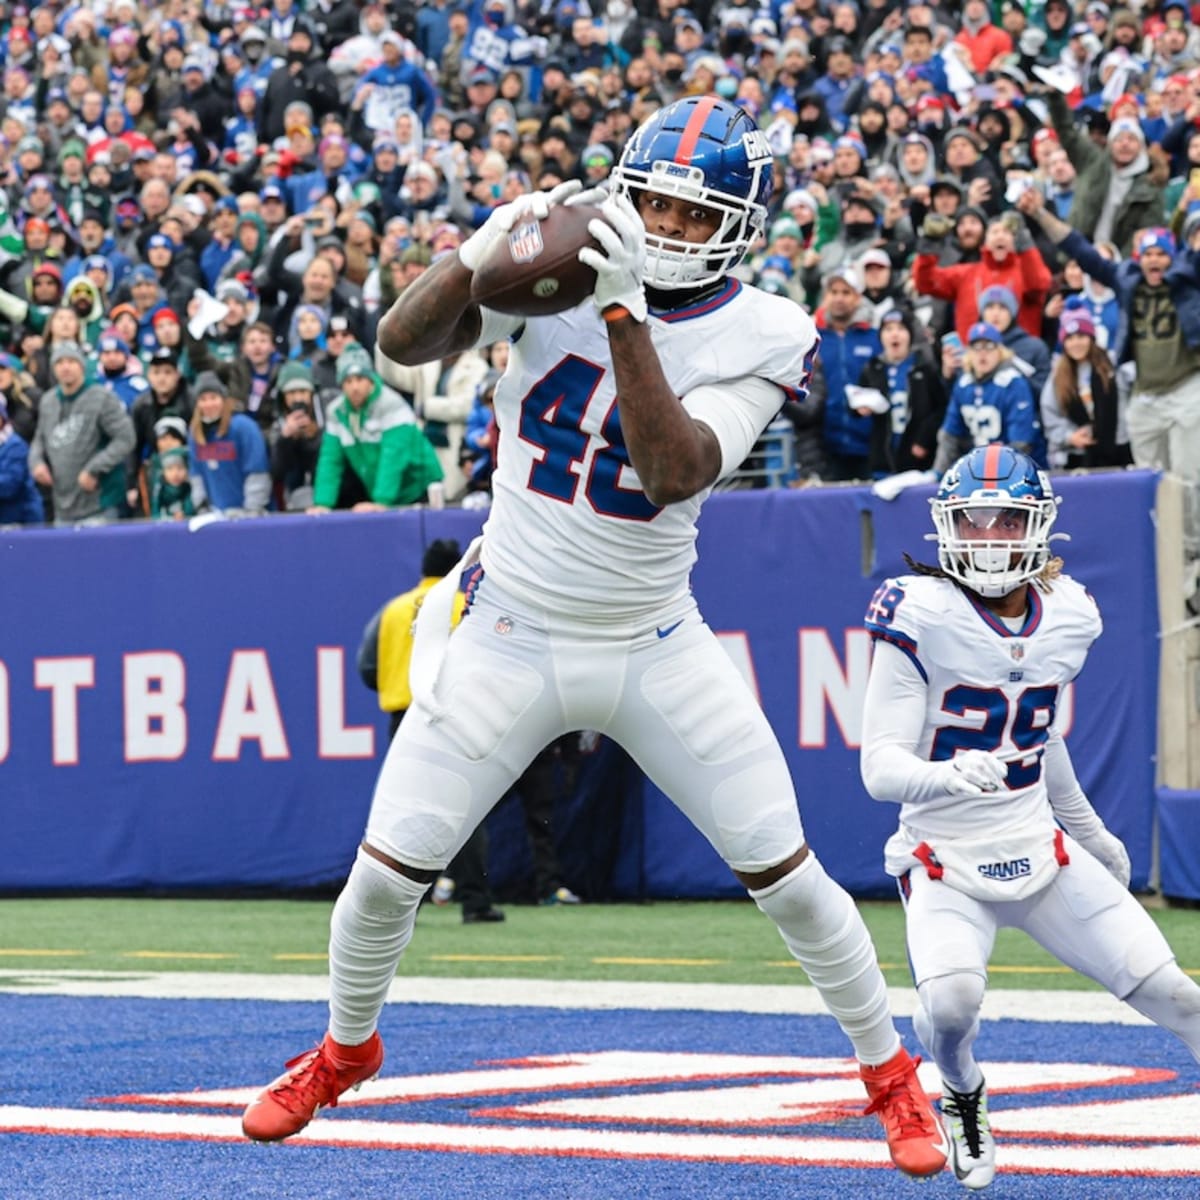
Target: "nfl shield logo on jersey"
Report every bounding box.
[1011,643,1025,661]
[507,220,545,265]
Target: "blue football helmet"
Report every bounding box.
[930,445,1061,597]
[609,96,773,289]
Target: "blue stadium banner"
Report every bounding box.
[0,473,1160,895]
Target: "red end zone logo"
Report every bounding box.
[3,1052,1198,1174]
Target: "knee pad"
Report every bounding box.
[919,973,987,1040]
[345,847,430,919]
[750,853,856,948]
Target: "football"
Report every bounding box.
[469,203,603,317]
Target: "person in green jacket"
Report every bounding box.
[310,343,443,512]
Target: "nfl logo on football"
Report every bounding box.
[507,220,545,264]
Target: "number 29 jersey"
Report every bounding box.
[477,282,819,623]
[863,572,1102,842]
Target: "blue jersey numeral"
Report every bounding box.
[931,683,1060,790]
[518,355,661,521]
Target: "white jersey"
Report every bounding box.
[862,572,1102,871]
[475,281,819,622]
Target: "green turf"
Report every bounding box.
[0,896,1195,990]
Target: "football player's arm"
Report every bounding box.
[860,639,1006,803]
[682,376,785,482]
[1044,728,1131,886]
[376,254,486,365]
[607,318,725,504]
[581,194,723,504]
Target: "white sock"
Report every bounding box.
[328,847,429,1046]
[1125,962,1200,1065]
[750,854,899,1065]
[914,974,986,1094]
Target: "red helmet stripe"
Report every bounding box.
[982,443,1003,484]
[674,95,720,165]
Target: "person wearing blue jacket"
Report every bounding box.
[934,322,1037,474]
[0,396,43,525]
[978,284,1050,466]
[815,263,882,480]
[188,371,271,514]
[350,32,437,136]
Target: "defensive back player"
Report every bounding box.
[861,444,1200,1189]
[242,96,947,1179]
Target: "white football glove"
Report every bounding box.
[1076,828,1132,889]
[579,192,648,323]
[458,180,592,273]
[936,750,1008,797]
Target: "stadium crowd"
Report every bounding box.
[0,0,1198,563]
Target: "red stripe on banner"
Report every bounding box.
[983,442,1003,484]
[674,96,719,165]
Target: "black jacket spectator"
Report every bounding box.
[859,352,947,476]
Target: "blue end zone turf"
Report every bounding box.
[5,995,1198,1199]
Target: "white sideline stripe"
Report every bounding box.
[0,970,1153,1025]
[0,1107,1197,1172]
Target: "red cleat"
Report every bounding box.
[861,1047,948,1179]
[242,1032,384,1142]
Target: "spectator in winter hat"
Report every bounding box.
[942,127,1003,216]
[935,322,1034,473]
[189,370,271,515]
[1041,84,1168,256]
[1042,306,1132,470]
[832,134,867,185]
[311,343,442,512]
[130,351,193,505]
[805,193,882,298]
[30,340,136,526]
[978,282,1052,407]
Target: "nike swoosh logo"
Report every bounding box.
[656,620,684,639]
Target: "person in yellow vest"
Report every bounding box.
[357,538,467,739]
[356,539,504,923]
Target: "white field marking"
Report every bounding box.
[2,1101,1198,1174]
[0,970,1155,1026]
[125,1054,1153,1114]
[1,1102,1198,1173]
[127,1051,866,1108]
[0,1107,899,1165]
[7,1052,1197,1173]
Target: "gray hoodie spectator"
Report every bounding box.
[28,341,135,524]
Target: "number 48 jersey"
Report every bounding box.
[863,572,1102,840]
[476,284,819,623]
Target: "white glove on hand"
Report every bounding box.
[1076,828,1132,888]
[579,193,648,323]
[936,750,1008,797]
[458,180,587,273]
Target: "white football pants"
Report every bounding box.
[364,574,805,874]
